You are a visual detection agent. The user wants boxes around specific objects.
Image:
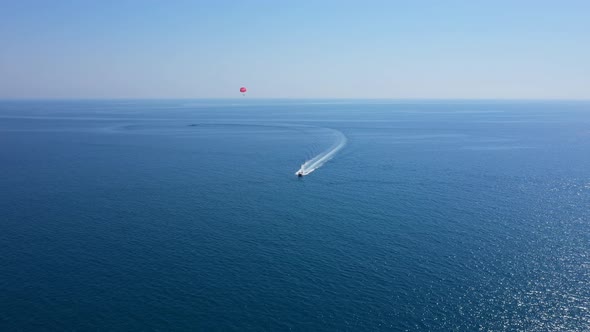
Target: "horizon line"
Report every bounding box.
[1,97,590,102]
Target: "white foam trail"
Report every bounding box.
[296,129,347,176]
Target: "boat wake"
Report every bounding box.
[296,129,347,176]
[107,121,347,177]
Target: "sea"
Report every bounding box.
[1,99,589,331]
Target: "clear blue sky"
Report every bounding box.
[1,0,589,99]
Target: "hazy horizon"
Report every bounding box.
[2,97,590,101]
[1,1,589,99]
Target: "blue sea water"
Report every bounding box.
[1,99,589,331]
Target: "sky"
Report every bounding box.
[0,0,589,99]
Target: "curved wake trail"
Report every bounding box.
[296,129,347,176]
[106,121,347,176]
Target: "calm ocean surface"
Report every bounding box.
[1,100,589,331]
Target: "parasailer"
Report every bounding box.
[240,87,247,96]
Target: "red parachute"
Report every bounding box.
[240,87,247,95]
